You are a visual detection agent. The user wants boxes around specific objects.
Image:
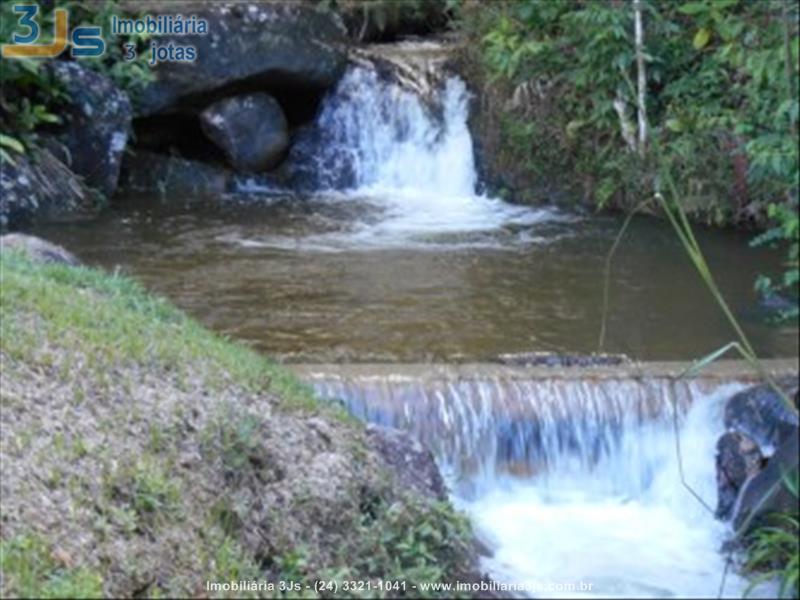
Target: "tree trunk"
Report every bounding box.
[633,0,648,157]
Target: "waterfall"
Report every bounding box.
[263,52,567,251]
[300,366,771,598]
[310,67,477,197]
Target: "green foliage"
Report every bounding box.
[0,0,152,160]
[0,535,103,598]
[352,499,473,587]
[751,201,799,321]
[744,470,800,599]
[474,0,798,218]
[62,0,154,97]
[466,0,798,318]
[273,497,475,598]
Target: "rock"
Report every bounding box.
[334,0,451,43]
[47,61,132,197]
[281,123,357,192]
[724,377,799,452]
[365,424,447,502]
[0,234,80,266]
[715,431,764,520]
[733,428,799,532]
[0,149,101,231]
[135,3,348,117]
[200,93,289,172]
[119,150,232,195]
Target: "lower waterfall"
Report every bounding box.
[304,370,763,598]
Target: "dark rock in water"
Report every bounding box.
[495,352,630,368]
[0,234,80,266]
[365,424,447,502]
[724,377,799,452]
[280,123,357,192]
[733,428,799,532]
[715,431,764,520]
[201,93,289,172]
[47,62,132,197]
[135,3,348,117]
[119,150,232,195]
[0,149,101,231]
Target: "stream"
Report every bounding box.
[32,46,796,597]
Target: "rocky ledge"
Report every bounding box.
[715,376,799,531]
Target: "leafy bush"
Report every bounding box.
[471,0,798,222]
[0,0,152,162]
[751,202,799,321]
[460,0,798,318]
[744,471,800,599]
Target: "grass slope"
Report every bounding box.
[0,250,476,598]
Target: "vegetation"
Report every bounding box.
[320,0,457,41]
[0,0,151,163]
[456,0,798,316]
[743,471,799,599]
[0,535,104,599]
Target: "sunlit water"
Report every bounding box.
[30,55,795,598]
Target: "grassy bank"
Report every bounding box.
[0,250,477,598]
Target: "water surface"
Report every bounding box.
[33,194,797,362]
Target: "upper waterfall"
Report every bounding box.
[262,46,568,250]
[314,67,477,197]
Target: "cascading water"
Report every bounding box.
[232,52,567,251]
[242,45,773,597]
[305,371,761,598]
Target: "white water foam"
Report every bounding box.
[461,383,754,599]
[309,375,777,598]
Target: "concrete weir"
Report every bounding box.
[289,359,798,483]
[289,358,799,383]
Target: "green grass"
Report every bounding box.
[0,249,479,598]
[0,250,316,412]
[0,535,104,599]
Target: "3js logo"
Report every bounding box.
[1,4,105,59]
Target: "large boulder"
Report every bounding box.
[733,429,799,532]
[365,424,448,502]
[135,3,348,116]
[715,377,799,530]
[119,149,232,195]
[715,431,764,520]
[0,234,80,266]
[724,376,799,452]
[0,149,101,231]
[200,93,289,172]
[47,61,132,197]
